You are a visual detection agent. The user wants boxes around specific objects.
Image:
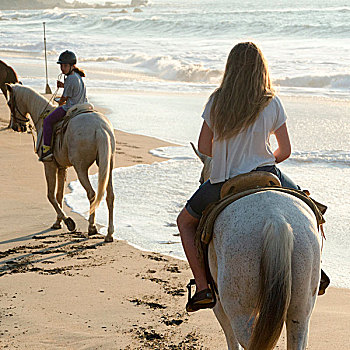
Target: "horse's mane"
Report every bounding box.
[14,84,54,116]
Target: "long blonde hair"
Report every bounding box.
[210,42,275,140]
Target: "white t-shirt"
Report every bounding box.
[202,95,287,184]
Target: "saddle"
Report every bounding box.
[55,102,94,136]
[220,171,281,198]
[197,171,326,246]
[53,103,95,149]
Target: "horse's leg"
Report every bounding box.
[1,85,7,99]
[1,85,11,128]
[209,244,240,349]
[214,256,252,348]
[286,255,319,349]
[286,292,315,350]
[51,167,67,229]
[286,317,311,350]
[75,166,98,235]
[44,163,75,231]
[104,161,114,243]
[213,300,240,350]
[286,278,318,349]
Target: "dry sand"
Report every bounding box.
[0,93,349,349]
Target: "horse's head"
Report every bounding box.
[190,142,212,184]
[6,83,30,133]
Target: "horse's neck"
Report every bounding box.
[20,88,54,128]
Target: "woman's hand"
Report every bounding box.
[274,123,291,163]
[57,80,64,89]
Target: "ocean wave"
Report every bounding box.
[0,42,43,53]
[213,6,350,15]
[150,147,350,167]
[275,74,350,90]
[0,8,88,22]
[0,0,148,11]
[290,150,350,166]
[3,6,350,39]
[82,53,222,83]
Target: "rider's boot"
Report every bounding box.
[39,145,53,162]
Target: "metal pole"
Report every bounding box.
[43,22,52,94]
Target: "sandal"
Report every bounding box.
[186,286,216,312]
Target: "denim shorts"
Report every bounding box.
[185,165,299,219]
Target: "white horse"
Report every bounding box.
[194,147,321,349]
[6,84,116,242]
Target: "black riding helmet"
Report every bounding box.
[57,50,77,65]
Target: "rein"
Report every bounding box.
[9,85,59,153]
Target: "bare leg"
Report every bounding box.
[75,166,97,235]
[104,161,114,243]
[51,167,67,229]
[177,208,208,291]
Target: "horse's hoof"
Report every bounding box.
[104,236,113,243]
[64,217,76,232]
[88,226,98,235]
[51,223,62,230]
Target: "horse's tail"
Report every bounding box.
[89,128,112,215]
[248,215,293,350]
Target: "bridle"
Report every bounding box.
[7,85,60,153]
[8,92,30,129]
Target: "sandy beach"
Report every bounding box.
[0,92,349,349]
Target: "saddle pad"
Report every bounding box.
[65,102,94,119]
[197,187,325,245]
[54,103,95,134]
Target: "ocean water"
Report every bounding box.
[1,0,350,98]
[1,0,349,288]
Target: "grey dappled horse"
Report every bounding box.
[193,146,321,350]
[7,84,116,242]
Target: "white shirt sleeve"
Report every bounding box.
[272,96,287,132]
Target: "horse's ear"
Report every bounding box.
[190,141,211,164]
[19,81,23,85]
[5,83,12,93]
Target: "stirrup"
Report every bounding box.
[186,279,196,304]
[186,279,216,312]
[39,148,53,162]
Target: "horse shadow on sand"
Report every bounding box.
[0,228,107,277]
